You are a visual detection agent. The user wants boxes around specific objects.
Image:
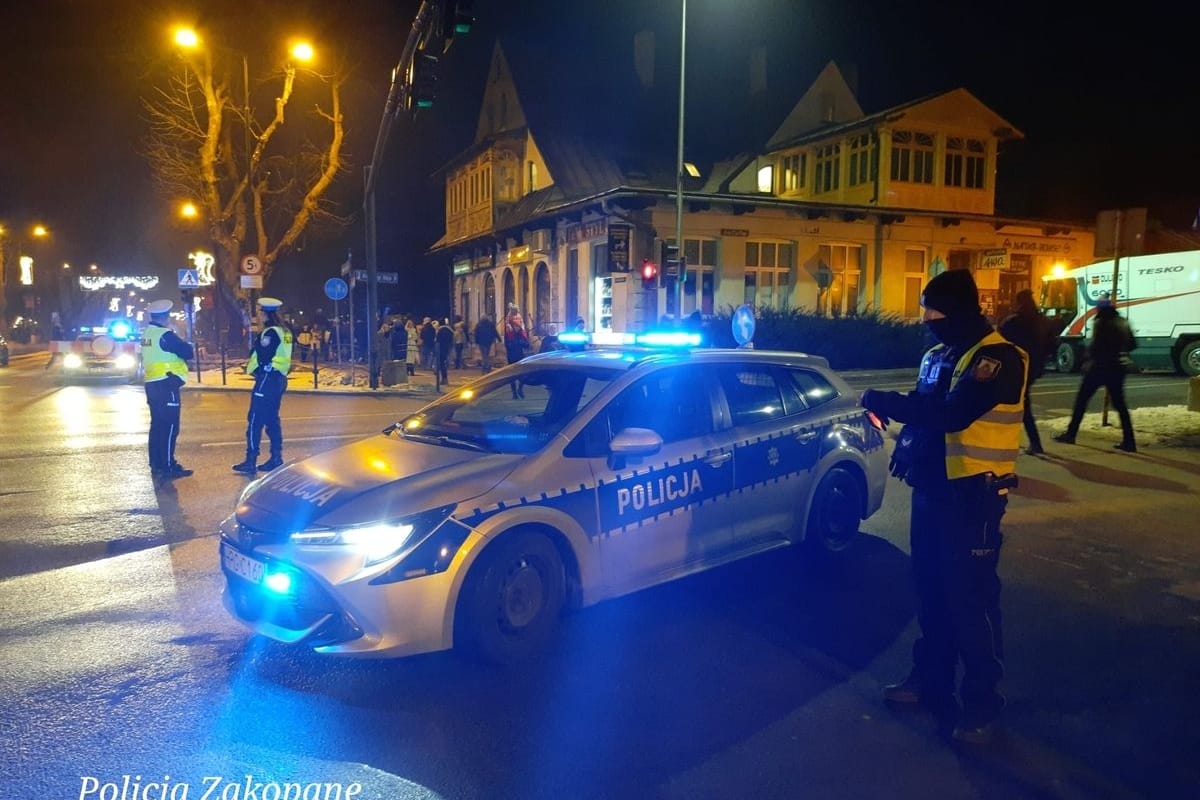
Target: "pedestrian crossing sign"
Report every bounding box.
[178,268,200,288]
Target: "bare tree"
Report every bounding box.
[143,40,349,333]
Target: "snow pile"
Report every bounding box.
[1043,405,1200,448]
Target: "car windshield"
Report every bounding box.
[392,364,622,454]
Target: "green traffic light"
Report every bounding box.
[417,98,434,108]
[454,21,471,33]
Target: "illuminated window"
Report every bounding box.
[818,243,863,316]
[527,161,538,193]
[904,249,927,319]
[757,164,774,193]
[945,137,986,189]
[744,241,794,309]
[781,153,805,192]
[890,130,934,184]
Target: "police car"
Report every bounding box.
[219,333,888,663]
[56,322,144,383]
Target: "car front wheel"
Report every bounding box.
[804,466,864,555]
[455,530,566,665]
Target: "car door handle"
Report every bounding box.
[796,430,819,444]
[703,451,732,467]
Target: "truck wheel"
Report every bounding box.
[1056,342,1080,373]
[455,530,565,665]
[1178,341,1200,377]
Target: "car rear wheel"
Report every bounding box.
[455,530,565,665]
[1178,340,1200,377]
[804,466,863,555]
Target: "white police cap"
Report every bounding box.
[147,299,173,315]
[258,297,283,311]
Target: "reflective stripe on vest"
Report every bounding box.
[141,326,188,383]
[945,330,1027,479]
[247,326,293,374]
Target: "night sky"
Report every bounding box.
[2,0,1196,317]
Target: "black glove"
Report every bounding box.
[889,426,917,480]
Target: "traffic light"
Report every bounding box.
[406,51,439,112]
[661,241,681,277]
[440,0,475,52]
[641,258,659,289]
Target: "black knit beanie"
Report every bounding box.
[921,269,981,317]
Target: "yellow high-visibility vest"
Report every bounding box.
[247,325,293,374]
[141,326,188,383]
[944,330,1028,478]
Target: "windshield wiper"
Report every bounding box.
[400,429,493,453]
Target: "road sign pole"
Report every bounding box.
[333,298,341,365]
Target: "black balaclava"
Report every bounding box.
[921,269,988,347]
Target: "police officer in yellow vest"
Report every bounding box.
[860,268,1027,744]
[233,297,292,474]
[142,299,195,479]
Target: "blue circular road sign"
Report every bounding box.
[732,304,756,346]
[324,278,349,301]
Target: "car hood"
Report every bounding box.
[236,434,522,535]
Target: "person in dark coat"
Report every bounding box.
[504,311,530,398]
[860,268,1028,744]
[999,289,1052,454]
[474,315,498,373]
[420,317,436,369]
[141,299,195,479]
[436,318,454,383]
[1053,293,1138,452]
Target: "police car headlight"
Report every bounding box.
[290,506,456,567]
[115,353,136,370]
[64,353,83,369]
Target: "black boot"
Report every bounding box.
[257,455,284,471]
[232,457,258,474]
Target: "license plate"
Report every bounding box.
[222,543,265,584]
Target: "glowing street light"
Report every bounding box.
[180,201,199,220]
[290,41,315,63]
[174,27,199,48]
[32,224,48,238]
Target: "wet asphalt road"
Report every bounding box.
[1,354,1198,799]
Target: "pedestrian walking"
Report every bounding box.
[232,297,293,474]
[474,314,498,374]
[999,289,1053,454]
[1053,292,1138,452]
[860,268,1028,744]
[504,310,530,398]
[141,299,195,480]
[436,317,454,384]
[452,316,467,369]
[420,317,436,369]
[404,318,419,375]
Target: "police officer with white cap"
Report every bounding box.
[141,299,194,479]
[233,297,293,473]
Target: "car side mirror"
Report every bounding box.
[608,427,662,470]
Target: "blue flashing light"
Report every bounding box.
[558,331,589,348]
[635,331,701,348]
[107,320,133,340]
[263,571,293,595]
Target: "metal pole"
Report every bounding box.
[673,0,687,322]
[1102,210,1122,427]
[333,297,341,365]
[348,276,356,385]
[363,0,436,390]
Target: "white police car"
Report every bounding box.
[219,334,888,662]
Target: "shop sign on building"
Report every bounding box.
[453,258,471,276]
[979,249,1009,270]
[608,223,631,273]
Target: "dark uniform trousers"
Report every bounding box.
[1065,366,1133,441]
[145,376,183,470]
[910,473,1006,719]
[246,370,287,460]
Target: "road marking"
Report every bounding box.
[199,432,364,448]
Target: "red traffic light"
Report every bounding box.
[641,259,658,280]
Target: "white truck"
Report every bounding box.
[1040,249,1200,376]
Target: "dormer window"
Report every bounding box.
[945,137,986,189]
[890,130,934,184]
[782,153,805,192]
[757,164,774,193]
